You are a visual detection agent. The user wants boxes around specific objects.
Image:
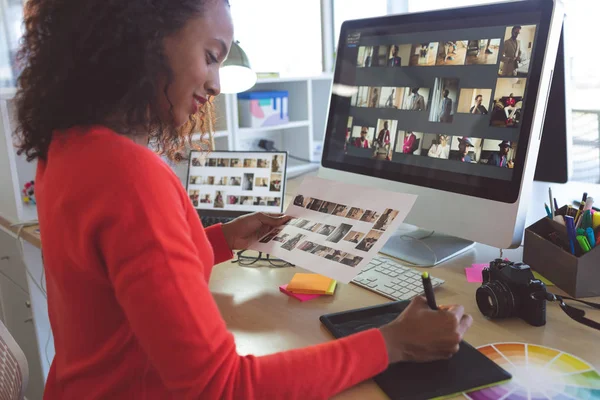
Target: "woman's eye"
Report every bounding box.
[207,52,218,64]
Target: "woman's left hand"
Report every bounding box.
[221,213,292,250]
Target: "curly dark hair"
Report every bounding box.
[14,0,226,162]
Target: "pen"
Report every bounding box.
[575,192,588,225]
[549,188,555,217]
[554,198,560,214]
[565,215,576,255]
[421,272,438,310]
[572,201,599,212]
[576,235,591,253]
[545,203,552,218]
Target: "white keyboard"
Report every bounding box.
[352,255,445,301]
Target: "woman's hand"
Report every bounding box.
[221,213,292,250]
[379,296,473,364]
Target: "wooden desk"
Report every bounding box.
[209,244,600,399]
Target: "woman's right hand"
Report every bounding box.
[379,296,473,364]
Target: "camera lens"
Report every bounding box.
[476,280,517,319]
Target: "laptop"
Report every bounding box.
[186,150,288,227]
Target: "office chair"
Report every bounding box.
[0,319,29,400]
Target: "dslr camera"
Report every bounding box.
[476,259,547,326]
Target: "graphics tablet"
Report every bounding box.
[320,301,512,400]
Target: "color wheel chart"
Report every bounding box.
[464,343,600,399]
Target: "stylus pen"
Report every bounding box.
[421,272,438,310]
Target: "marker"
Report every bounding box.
[549,188,555,217]
[574,192,588,225]
[545,203,552,218]
[572,200,600,213]
[565,215,576,255]
[576,235,591,253]
[554,198,560,215]
[421,272,438,310]
[586,227,596,249]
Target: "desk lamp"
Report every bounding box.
[219,40,257,94]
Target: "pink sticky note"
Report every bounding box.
[465,264,487,283]
[279,284,322,302]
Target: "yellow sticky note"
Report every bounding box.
[533,271,555,286]
[325,280,337,295]
[287,273,334,294]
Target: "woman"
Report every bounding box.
[14,0,471,398]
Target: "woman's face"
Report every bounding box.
[161,1,234,127]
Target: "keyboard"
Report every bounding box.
[200,216,233,227]
[352,255,445,301]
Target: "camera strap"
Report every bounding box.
[537,292,600,331]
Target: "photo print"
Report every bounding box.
[243,159,257,168]
[423,133,452,160]
[480,139,517,169]
[373,209,400,231]
[270,174,283,192]
[356,230,384,252]
[340,254,363,267]
[367,87,381,108]
[345,207,364,221]
[255,177,269,187]
[318,201,337,214]
[307,198,324,211]
[317,224,337,236]
[218,158,230,167]
[450,136,483,163]
[324,250,347,263]
[326,223,353,243]
[436,40,468,66]
[465,39,501,65]
[332,204,348,217]
[242,173,254,190]
[241,196,253,205]
[272,155,285,173]
[311,245,332,257]
[386,44,411,67]
[214,191,225,209]
[395,131,424,156]
[206,176,215,185]
[360,210,380,223]
[273,230,291,243]
[344,231,365,244]
[490,78,526,128]
[379,87,404,109]
[259,228,282,243]
[352,86,370,107]
[253,197,267,206]
[429,77,460,123]
[230,158,242,168]
[228,195,240,205]
[293,194,306,207]
[282,233,306,251]
[373,119,398,161]
[294,219,310,229]
[200,194,212,204]
[350,126,375,149]
[189,190,200,207]
[267,197,281,207]
[304,222,322,233]
[409,42,439,66]
[217,177,228,186]
[401,87,430,111]
[229,176,242,186]
[208,158,218,167]
[457,88,492,115]
[500,25,537,77]
[257,159,270,168]
[299,241,318,252]
[189,176,202,185]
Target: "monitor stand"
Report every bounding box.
[379,224,476,267]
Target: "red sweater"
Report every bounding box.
[36,126,388,399]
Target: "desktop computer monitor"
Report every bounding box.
[318,0,564,265]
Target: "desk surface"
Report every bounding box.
[2,174,599,399]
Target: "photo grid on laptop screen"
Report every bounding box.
[186,151,287,214]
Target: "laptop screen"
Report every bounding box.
[186,151,288,215]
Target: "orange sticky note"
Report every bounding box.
[287,273,334,294]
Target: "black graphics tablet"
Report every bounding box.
[320,301,512,400]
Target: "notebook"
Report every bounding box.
[286,273,336,295]
[320,301,512,400]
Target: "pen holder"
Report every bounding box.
[523,214,600,298]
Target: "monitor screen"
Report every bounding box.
[186,151,287,214]
[322,1,556,203]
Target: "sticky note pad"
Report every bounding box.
[287,273,335,294]
[465,265,485,283]
[532,271,555,286]
[279,284,321,302]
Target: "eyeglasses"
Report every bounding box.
[233,250,294,268]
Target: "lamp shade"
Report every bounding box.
[220,41,257,94]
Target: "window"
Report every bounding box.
[0,0,25,87]
[228,0,323,76]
